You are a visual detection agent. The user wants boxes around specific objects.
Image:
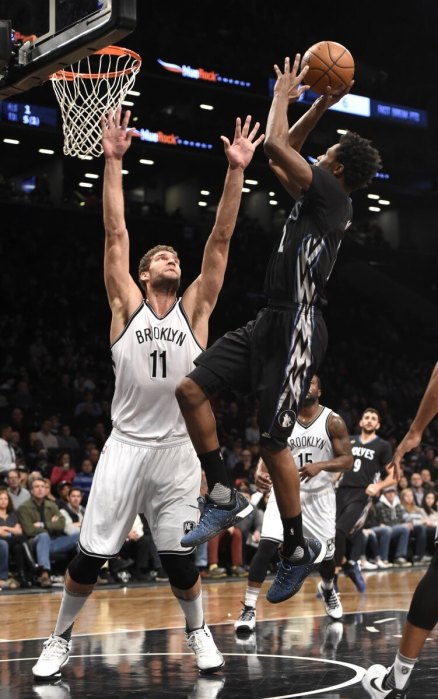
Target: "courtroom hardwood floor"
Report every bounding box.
[2,567,438,698]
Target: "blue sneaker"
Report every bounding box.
[180,490,253,548]
[342,561,366,593]
[266,538,326,603]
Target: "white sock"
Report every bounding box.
[385,650,416,689]
[321,578,334,590]
[54,587,90,640]
[244,586,261,609]
[177,590,204,632]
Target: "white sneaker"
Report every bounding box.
[362,664,408,697]
[317,581,343,620]
[234,605,256,632]
[376,559,393,569]
[32,634,71,679]
[186,624,224,674]
[360,558,378,570]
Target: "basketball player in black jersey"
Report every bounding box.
[363,362,438,698]
[176,54,382,603]
[335,407,395,592]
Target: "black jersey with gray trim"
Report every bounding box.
[110,298,203,443]
[339,435,393,489]
[264,165,352,307]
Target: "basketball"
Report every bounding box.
[301,41,354,95]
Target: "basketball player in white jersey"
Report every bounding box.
[32,106,264,679]
[235,375,353,632]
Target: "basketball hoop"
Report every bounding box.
[50,46,142,159]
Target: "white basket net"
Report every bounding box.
[50,46,141,159]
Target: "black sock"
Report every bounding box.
[199,448,230,493]
[281,514,305,558]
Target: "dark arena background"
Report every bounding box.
[0,2,438,698]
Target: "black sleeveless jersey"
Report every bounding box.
[339,435,393,489]
[264,165,352,307]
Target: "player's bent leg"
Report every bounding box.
[260,445,326,603]
[161,553,224,674]
[32,552,106,679]
[177,367,254,548]
[235,538,279,633]
[318,557,343,620]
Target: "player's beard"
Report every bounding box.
[361,426,376,435]
[152,274,180,295]
[302,393,318,407]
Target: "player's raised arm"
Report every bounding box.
[102,107,143,341]
[389,362,438,480]
[182,116,264,344]
[264,55,313,197]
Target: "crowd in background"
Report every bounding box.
[0,199,437,590]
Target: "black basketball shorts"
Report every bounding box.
[189,303,328,450]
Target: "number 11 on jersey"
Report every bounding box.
[150,350,167,378]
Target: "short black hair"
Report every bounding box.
[337,132,382,191]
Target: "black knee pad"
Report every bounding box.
[407,550,438,630]
[160,553,199,590]
[68,551,107,585]
[249,539,280,583]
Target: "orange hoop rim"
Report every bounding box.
[50,46,142,81]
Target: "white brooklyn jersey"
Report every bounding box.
[110,299,203,443]
[288,406,335,492]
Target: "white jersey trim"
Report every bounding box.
[111,427,192,450]
[110,301,144,350]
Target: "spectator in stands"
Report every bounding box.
[57,425,80,454]
[43,478,57,503]
[0,424,16,480]
[5,468,30,509]
[232,448,255,483]
[421,491,438,555]
[56,481,71,510]
[399,487,428,565]
[17,465,30,489]
[17,477,79,588]
[33,419,58,450]
[244,415,260,445]
[10,430,25,466]
[0,488,28,588]
[374,486,411,567]
[410,472,427,506]
[59,488,84,535]
[419,468,435,492]
[91,422,109,450]
[72,459,94,506]
[50,452,76,488]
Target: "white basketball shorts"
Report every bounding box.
[79,431,201,558]
[261,485,336,559]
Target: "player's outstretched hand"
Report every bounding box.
[222,115,265,170]
[387,427,423,481]
[102,106,135,159]
[316,80,355,110]
[272,54,310,103]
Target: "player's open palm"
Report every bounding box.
[222,115,265,170]
[102,106,134,159]
[273,54,309,103]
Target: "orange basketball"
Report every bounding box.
[301,41,354,95]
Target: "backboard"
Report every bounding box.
[0,0,137,100]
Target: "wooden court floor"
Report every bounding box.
[1,567,437,698]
